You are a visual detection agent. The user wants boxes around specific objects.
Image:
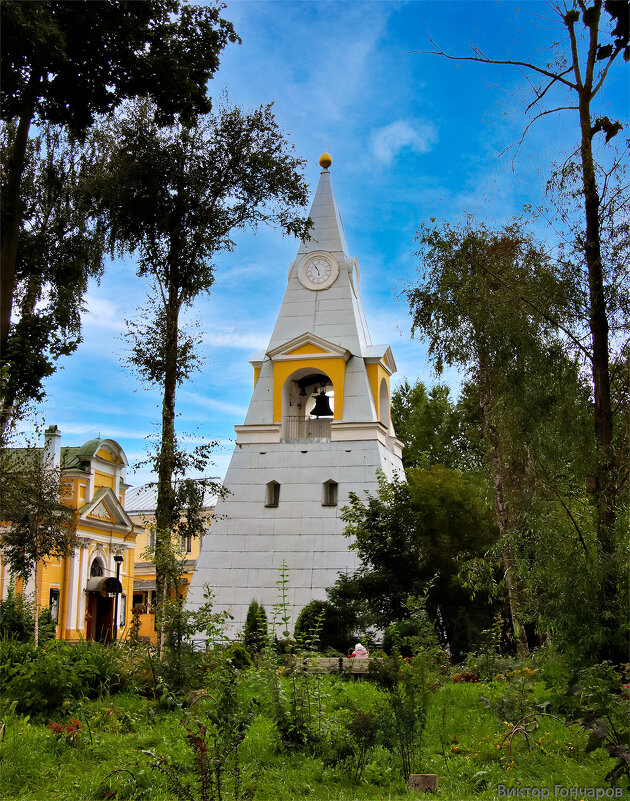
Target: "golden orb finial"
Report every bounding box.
[319,148,332,169]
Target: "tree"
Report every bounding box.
[0,0,238,430]
[329,469,498,659]
[98,100,311,651]
[0,447,76,646]
[419,0,629,562]
[391,379,484,471]
[407,221,582,653]
[0,123,108,437]
[243,599,268,657]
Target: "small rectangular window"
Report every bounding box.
[323,480,338,507]
[266,481,280,507]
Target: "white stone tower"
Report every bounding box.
[186,152,404,633]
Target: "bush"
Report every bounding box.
[0,640,132,718]
[227,641,253,669]
[0,585,56,643]
[382,618,421,658]
[294,600,352,654]
[243,599,268,656]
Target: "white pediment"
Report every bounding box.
[267,332,351,362]
[80,487,133,533]
[363,344,397,375]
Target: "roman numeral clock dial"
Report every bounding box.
[298,252,339,290]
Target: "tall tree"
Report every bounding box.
[0,0,237,430]
[391,379,484,471]
[407,221,579,654]
[97,100,311,651]
[0,446,76,646]
[0,123,107,437]
[329,468,498,659]
[419,0,629,560]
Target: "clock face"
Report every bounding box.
[306,257,331,285]
[298,253,339,290]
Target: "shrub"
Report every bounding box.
[227,641,253,670]
[294,600,351,654]
[0,584,57,643]
[243,599,268,656]
[0,640,131,718]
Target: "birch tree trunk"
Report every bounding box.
[33,556,39,648]
[479,364,529,655]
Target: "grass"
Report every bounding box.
[0,669,621,801]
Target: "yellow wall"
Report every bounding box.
[94,470,114,490]
[366,363,391,427]
[287,344,328,356]
[273,357,346,422]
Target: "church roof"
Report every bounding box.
[124,481,219,513]
[297,166,350,258]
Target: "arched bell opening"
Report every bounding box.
[379,377,390,430]
[282,368,335,439]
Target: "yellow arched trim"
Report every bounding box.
[366,363,391,427]
[96,447,117,462]
[273,357,346,422]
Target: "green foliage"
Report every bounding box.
[294,600,351,655]
[243,599,268,657]
[318,704,381,784]
[227,641,254,670]
[159,587,233,692]
[1,0,239,432]
[0,661,622,800]
[0,584,55,642]
[566,663,630,788]
[370,654,433,781]
[0,445,76,645]
[1,0,238,131]
[0,639,130,719]
[0,448,76,580]
[271,559,293,642]
[0,123,108,426]
[480,667,548,724]
[148,648,258,801]
[330,469,498,658]
[391,379,483,471]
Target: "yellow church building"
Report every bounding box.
[125,482,216,644]
[0,425,136,642]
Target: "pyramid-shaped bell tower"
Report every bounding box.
[187,153,405,633]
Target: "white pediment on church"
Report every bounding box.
[363,344,397,375]
[80,487,133,533]
[267,332,350,362]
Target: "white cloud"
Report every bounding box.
[371,120,438,165]
[83,294,125,329]
[180,391,248,419]
[202,329,268,351]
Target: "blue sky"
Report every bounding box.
[34,0,628,486]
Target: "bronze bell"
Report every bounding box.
[311,390,333,418]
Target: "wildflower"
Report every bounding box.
[47,722,63,735]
